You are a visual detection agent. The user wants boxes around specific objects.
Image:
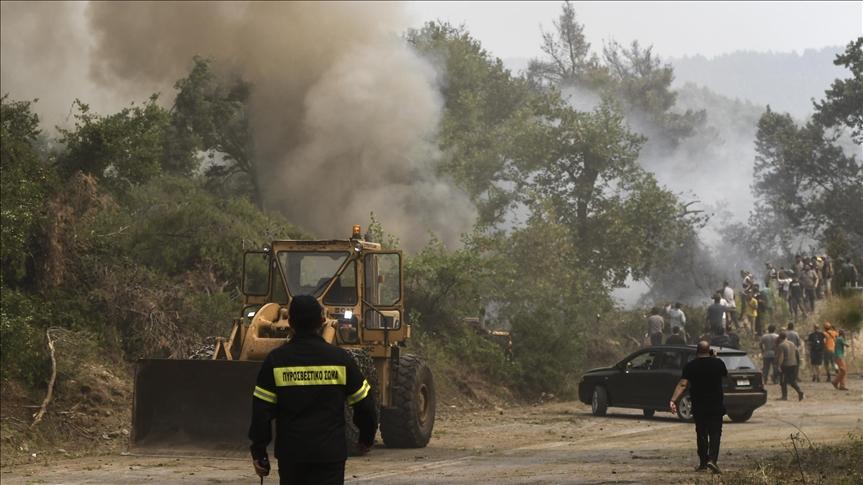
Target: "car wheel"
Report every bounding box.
[676,394,694,421]
[728,410,753,422]
[642,409,655,418]
[591,386,608,416]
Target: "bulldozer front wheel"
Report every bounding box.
[344,348,379,456]
[381,354,435,448]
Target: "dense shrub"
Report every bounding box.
[0,290,51,386]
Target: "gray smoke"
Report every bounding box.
[0,2,143,129]
[1,2,475,250]
[562,80,767,306]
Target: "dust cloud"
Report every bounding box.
[2,2,475,250]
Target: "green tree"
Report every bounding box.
[601,40,705,143]
[751,107,863,253]
[0,95,55,285]
[58,96,170,189]
[527,0,596,87]
[529,2,704,146]
[514,95,701,287]
[167,57,258,204]
[814,37,863,143]
[407,22,534,225]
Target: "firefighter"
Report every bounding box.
[249,295,377,484]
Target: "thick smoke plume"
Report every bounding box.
[0,2,141,129]
[2,2,475,249]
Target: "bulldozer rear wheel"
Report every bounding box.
[344,348,379,455]
[380,354,435,448]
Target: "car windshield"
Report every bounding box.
[277,251,349,297]
[719,354,756,370]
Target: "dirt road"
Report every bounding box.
[3,375,861,484]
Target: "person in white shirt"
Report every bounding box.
[721,281,738,328]
[668,302,687,331]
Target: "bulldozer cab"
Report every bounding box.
[225,235,408,362]
[132,227,434,453]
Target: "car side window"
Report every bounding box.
[658,351,683,369]
[627,351,657,370]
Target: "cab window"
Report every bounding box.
[323,261,358,305]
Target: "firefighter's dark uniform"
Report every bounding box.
[249,332,377,485]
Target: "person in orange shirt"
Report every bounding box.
[822,322,839,380]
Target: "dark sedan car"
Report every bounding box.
[578,345,767,422]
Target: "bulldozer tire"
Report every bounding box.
[344,348,379,456]
[380,354,435,448]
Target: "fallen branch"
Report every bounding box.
[30,327,65,429]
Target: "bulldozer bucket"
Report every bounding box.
[132,359,263,453]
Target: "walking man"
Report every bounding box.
[776,332,804,401]
[759,325,779,385]
[670,341,727,474]
[248,295,377,484]
[807,324,825,382]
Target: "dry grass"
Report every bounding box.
[718,433,863,485]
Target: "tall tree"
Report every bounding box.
[408,22,534,225]
[600,40,705,144]
[514,95,703,287]
[813,37,863,143]
[168,57,259,204]
[527,0,595,87]
[752,107,863,253]
[529,2,704,146]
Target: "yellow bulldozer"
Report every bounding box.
[132,226,436,453]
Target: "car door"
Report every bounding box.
[609,350,658,406]
[646,350,685,408]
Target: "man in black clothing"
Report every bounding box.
[670,341,728,474]
[807,324,825,382]
[788,276,806,320]
[249,295,377,485]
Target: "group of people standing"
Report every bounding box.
[760,321,849,396]
[645,303,689,346]
[769,254,859,321]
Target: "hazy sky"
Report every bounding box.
[405,1,863,60]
